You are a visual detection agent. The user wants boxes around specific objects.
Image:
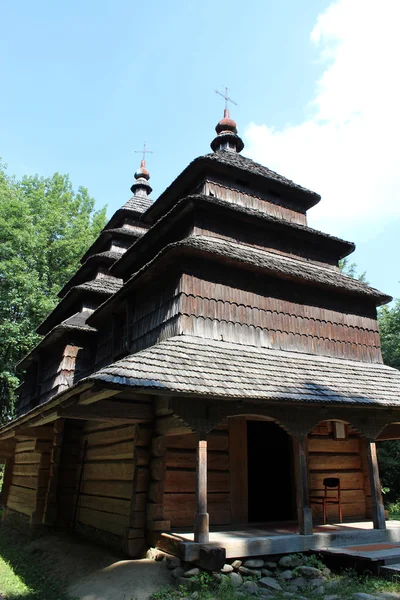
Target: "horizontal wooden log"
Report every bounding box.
[11,475,39,489]
[81,461,134,481]
[84,425,137,447]
[79,494,130,517]
[15,441,35,453]
[164,493,230,511]
[309,489,367,504]
[79,388,119,406]
[85,440,134,462]
[15,426,54,440]
[12,463,40,476]
[77,506,128,536]
[308,454,361,471]
[80,480,132,500]
[146,503,164,519]
[59,400,153,423]
[309,471,364,490]
[307,438,360,454]
[7,498,34,516]
[165,470,229,493]
[166,432,229,452]
[9,485,37,503]
[166,450,229,471]
[14,452,50,466]
[311,501,366,519]
[155,416,192,436]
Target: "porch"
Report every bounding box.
[157,520,400,561]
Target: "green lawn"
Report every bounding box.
[0,523,71,600]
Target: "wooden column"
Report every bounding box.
[293,435,313,535]
[366,440,386,530]
[228,417,248,523]
[42,419,64,525]
[194,431,209,544]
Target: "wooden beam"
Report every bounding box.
[0,456,14,506]
[79,387,119,405]
[58,400,153,423]
[293,435,313,535]
[155,415,192,436]
[228,417,248,523]
[15,426,54,440]
[376,424,400,441]
[366,440,386,530]
[194,431,209,544]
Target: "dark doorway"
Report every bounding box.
[247,421,294,522]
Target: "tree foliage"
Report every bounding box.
[0,161,106,423]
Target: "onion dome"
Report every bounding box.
[211,108,244,153]
[131,158,152,198]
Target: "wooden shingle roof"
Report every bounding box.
[89,335,400,406]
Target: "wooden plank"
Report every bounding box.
[308,454,361,471]
[309,471,364,490]
[79,388,119,406]
[14,452,49,465]
[7,498,34,516]
[165,470,229,493]
[307,438,360,454]
[8,485,37,503]
[166,450,229,471]
[80,480,133,500]
[167,432,229,452]
[59,400,153,423]
[84,425,137,446]
[156,416,192,436]
[79,494,130,517]
[377,424,400,441]
[77,506,128,536]
[0,456,14,506]
[228,417,248,523]
[12,463,40,476]
[15,441,35,453]
[15,426,54,440]
[81,461,134,481]
[311,501,366,519]
[85,440,134,461]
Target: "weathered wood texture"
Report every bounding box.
[308,422,366,520]
[6,434,52,523]
[164,427,230,527]
[179,270,381,363]
[57,420,84,527]
[42,420,64,525]
[228,417,248,523]
[200,177,307,225]
[72,421,150,544]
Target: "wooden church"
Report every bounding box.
[2,105,400,559]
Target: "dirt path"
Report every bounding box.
[26,533,173,600]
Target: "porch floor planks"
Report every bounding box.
[158,520,400,561]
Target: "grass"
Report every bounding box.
[0,524,72,600]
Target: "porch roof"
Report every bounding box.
[88,335,400,406]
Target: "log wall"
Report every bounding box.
[7,434,53,524]
[164,425,230,527]
[72,421,151,548]
[308,422,367,520]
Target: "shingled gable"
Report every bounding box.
[143,151,321,226]
[2,107,399,554]
[110,193,355,280]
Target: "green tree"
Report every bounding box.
[379,300,400,371]
[0,161,106,423]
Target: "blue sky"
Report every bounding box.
[1,0,399,301]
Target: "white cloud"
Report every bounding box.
[244,0,400,241]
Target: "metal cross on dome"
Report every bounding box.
[215,87,238,110]
[135,142,153,161]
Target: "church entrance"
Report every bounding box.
[247,421,294,523]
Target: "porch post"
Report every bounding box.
[194,431,209,543]
[366,440,386,530]
[293,435,313,535]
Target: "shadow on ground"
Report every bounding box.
[0,526,172,600]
